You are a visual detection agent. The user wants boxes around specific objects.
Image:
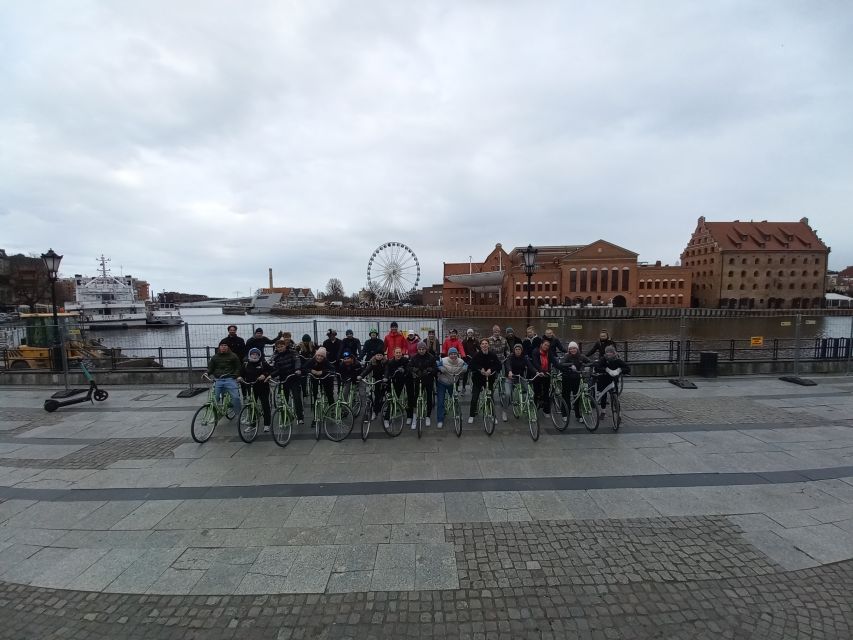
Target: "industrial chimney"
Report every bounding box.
[268,268,273,289]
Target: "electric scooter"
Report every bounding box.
[43,362,109,412]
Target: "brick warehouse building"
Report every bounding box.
[681,217,830,309]
[442,242,691,312]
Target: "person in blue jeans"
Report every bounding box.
[207,341,242,417]
[435,347,468,429]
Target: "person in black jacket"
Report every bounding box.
[543,328,566,357]
[341,330,362,360]
[384,347,413,425]
[296,333,317,398]
[468,338,501,422]
[504,327,523,352]
[424,329,441,359]
[528,339,557,415]
[522,326,541,358]
[245,327,282,358]
[503,343,534,422]
[410,341,437,427]
[271,339,303,423]
[322,329,342,363]
[337,351,363,389]
[361,328,384,362]
[586,330,616,359]
[361,352,387,419]
[593,345,630,419]
[460,329,479,394]
[556,341,592,420]
[220,325,246,361]
[239,348,273,430]
[306,347,335,418]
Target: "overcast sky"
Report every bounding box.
[2,1,852,298]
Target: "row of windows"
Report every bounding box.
[638,295,684,305]
[727,256,820,266]
[726,270,821,278]
[725,282,820,290]
[638,279,685,290]
[684,257,715,266]
[568,268,630,293]
[514,281,559,292]
[514,297,558,307]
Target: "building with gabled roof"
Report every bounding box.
[681,216,830,309]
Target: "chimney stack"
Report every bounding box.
[268,268,273,289]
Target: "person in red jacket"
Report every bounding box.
[383,321,408,358]
[441,328,466,358]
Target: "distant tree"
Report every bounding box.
[9,253,51,308]
[325,278,345,301]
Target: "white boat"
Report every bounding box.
[146,302,184,326]
[65,256,148,330]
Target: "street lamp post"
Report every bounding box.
[41,248,63,371]
[521,244,538,326]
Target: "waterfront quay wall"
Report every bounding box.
[1,359,848,387]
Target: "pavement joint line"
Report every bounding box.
[2,464,853,502]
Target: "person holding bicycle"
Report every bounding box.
[297,333,317,397]
[361,352,387,420]
[383,347,412,427]
[207,341,242,417]
[593,345,630,420]
[504,342,535,420]
[239,348,273,431]
[528,339,557,416]
[468,338,501,424]
[436,347,467,429]
[557,341,592,421]
[307,346,335,409]
[271,338,304,424]
[460,329,479,394]
[410,341,437,428]
[337,351,363,387]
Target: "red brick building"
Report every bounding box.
[681,217,830,309]
[443,241,691,312]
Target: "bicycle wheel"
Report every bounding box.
[384,399,405,437]
[550,395,570,432]
[224,394,236,420]
[271,406,293,447]
[324,402,354,442]
[191,404,218,443]
[510,385,521,418]
[616,375,624,396]
[360,392,373,442]
[527,400,540,442]
[351,387,363,418]
[238,403,260,443]
[580,391,599,432]
[482,400,496,436]
[416,396,426,439]
[497,378,508,409]
[451,397,462,437]
[609,393,621,432]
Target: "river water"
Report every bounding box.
[86,307,853,368]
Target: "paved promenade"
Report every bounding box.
[1,375,853,638]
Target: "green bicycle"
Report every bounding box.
[515,375,541,441]
[237,379,269,444]
[477,373,498,436]
[359,376,384,441]
[547,371,570,432]
[308,372,336,441]
[495,357,509,413]
[325,376,357,442]
[443,371,464,437]
[568,367,600,432]
[191,374,237,443]
[382,370,408,437]
[270,374,299,447]
[413,377,429,439]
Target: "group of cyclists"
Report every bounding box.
[205,322,629,435]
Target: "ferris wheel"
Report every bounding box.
[367,242,420,302]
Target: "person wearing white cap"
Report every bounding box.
[556,341,591,421]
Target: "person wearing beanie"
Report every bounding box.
[239,347,274,430]
[383,322,407,358]
[592,345,630,420]
[586,330,617,359]
[322,329,342,363]
[271,339,304,424]
[341,329,362,360]
[504,327,523,351]
[297,334,318,398]
[307,347,335,421]
[409,341,437,428]
[362,328,384,362]
[556,341,592,421]
[246,327,282,358]
[436,347,467,429]
[460,329,480,393]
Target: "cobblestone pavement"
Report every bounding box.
[1,378,853,637]
[1,518,852,639]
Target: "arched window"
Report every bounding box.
[569,268,577,292]
[639,280,645,290]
